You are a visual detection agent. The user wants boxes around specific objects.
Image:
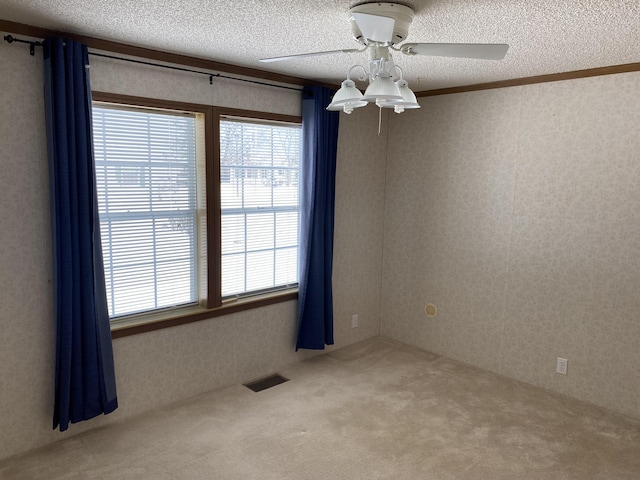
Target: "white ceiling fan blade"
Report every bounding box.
[351,12,395,43]
[260,48,362,63]
[401,43,509,60]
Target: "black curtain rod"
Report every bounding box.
[3,34,42,55]
[3,34,302,92]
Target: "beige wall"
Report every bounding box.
[382,71,640,419]
[0,42,387,460]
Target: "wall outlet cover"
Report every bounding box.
[556,357,568,375]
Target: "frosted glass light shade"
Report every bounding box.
[382,79,421,112]
[327,79,367,112]
[362,75,402,102]
[396,80,420,107]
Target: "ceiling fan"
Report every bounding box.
[260,2,509,114]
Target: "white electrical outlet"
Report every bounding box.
[351,314,359,328]
[556,357,568,375]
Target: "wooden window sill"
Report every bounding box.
[110,289,298,338]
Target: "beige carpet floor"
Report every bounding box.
[1,337,639,479]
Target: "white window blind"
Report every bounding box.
[92,105,198,318]
[220,117,301,297]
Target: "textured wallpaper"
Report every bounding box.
[0,47,387,460]
[0,42,57,461]
[382,71,640,420]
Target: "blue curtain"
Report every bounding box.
[296,86,340,350]
[43,37,118,431]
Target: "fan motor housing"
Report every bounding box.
[349,3,415,45]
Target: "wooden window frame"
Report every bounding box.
[92,92,300,338]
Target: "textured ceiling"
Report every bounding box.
[1,0,639,90]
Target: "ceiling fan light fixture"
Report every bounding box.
[261,2,509,118]
[363,74,402,102]
[382,79,421,113]
[326,79,368,112]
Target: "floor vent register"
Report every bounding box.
[243,373,289,392]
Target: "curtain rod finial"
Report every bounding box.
[4,34,42,55]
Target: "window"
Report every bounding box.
[92,103,203,318]
[219,116,301,298]
[91,93,301,327]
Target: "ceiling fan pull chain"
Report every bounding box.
[378,105,382,135]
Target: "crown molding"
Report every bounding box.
[0,19,334,89]
[415,62,640,97]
